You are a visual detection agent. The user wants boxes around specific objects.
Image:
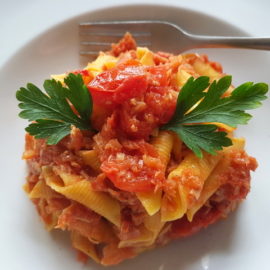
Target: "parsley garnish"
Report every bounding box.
[162,76,268,158]
[16,73,93,145]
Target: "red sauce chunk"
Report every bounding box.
[118,65,176,139]
[100,138,165,192]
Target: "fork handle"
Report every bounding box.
[188,35,270,50]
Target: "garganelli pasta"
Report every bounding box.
[22,33,258,265]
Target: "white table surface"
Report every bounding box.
[0,0,270,69]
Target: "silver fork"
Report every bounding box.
[79,20,270,61]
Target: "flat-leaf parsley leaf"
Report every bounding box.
[162,76,268,158]
[16,73,93,145]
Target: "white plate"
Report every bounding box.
[0,4,269,270]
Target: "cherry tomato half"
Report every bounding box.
[88,65,148,108]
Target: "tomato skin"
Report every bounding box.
[88,65,147,108]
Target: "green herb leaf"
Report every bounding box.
[26,120,71,145]
[166,124,232,158]
[16,73,93,144]
[171,76,210,120]
[64,73,92,123]
[162,76,268,157]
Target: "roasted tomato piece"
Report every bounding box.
[88,65,147,108]
[100,139,165,192]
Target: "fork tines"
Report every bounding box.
[79,21,152,60]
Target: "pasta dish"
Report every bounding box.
[19,33,264,265]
